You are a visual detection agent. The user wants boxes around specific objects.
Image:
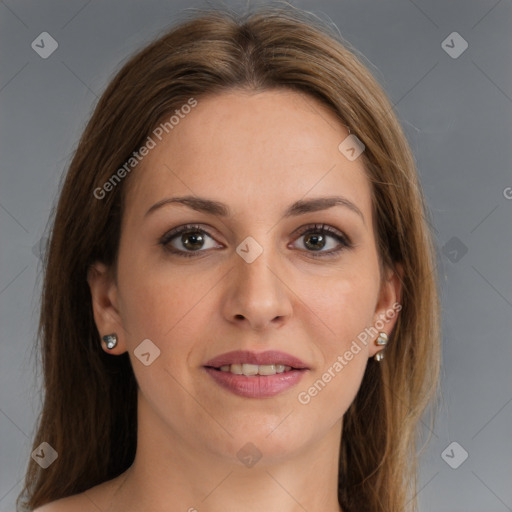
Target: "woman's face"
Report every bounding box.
[90,89,400,466]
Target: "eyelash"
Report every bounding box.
[158,223,352,259]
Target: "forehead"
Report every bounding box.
[123,89,372,225]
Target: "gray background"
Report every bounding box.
[1,0,511,510]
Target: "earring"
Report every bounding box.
[102,333,118,350]
[373,332,388,362]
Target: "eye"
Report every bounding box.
[290,223,352,258]
[159,223,352,259]
[159,224,221,258]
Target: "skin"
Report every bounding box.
[39,89,401,512]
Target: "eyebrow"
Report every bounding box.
[145,195,365,223]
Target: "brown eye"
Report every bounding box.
[303,232,327,251]
[159,224,221,257]
[178,230,206,251]
[292,224,352,258]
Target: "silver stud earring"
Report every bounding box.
[373,332,388,361]
[102,333,118,349]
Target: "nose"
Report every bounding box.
[220,248,293,332]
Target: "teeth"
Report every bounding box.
[258,364,276,376]
[218,364,293,376]
[242,363,259,376]
[230,364,243,374]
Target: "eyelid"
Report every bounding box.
[159,223,218,244]
[159,222,352,258]
[292,223,351,244]
[289,223,352,258]
[158,223,223,257]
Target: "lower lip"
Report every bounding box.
[204,367,307,398]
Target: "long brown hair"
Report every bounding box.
[18,5,440,511]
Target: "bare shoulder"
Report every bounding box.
[33,493,87,511]
[33,473,126,512]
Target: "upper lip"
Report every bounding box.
[204,350,309,370]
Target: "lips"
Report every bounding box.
[203,350,309,398]
[204,350,309,370]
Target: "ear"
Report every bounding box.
[87,262,127,354]
[368,263,403,358]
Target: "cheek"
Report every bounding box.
[295,277,376,421]
[305,263,379,345]
[295,259,379,411]
[116,258,219,351]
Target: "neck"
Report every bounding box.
[107,394,344,512]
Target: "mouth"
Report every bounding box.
[203,349,309,371]
[203,350,309,398]
[205,363,305,376]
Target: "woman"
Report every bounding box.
[19,5,440,512]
